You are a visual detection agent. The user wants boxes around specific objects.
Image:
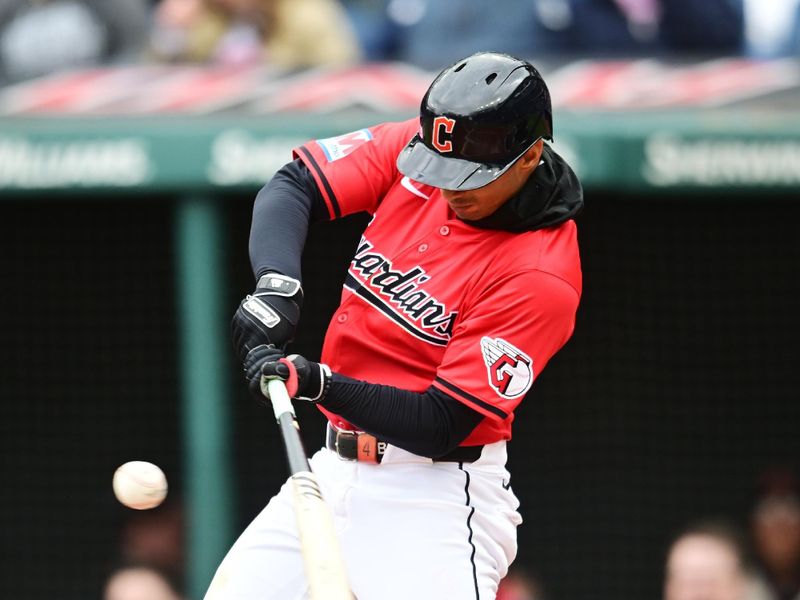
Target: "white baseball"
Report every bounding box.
[112,461,168,510]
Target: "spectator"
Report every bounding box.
[103,564,183,600]
[340,0,398,61]
[533,0,659,57]
[534,0,744,56]
[749,469,800,600]
[118,501,184,580]
[0,0,150,83]
[497,567,545,600]
[744,0,800,57]
[149,0,361,68]
[387,0,745,68]
[658,0,744,55]
[388,0,547,69]
[664,520,755,600]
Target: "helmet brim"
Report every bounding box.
[396,135,514,191]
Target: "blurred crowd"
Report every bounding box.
[97,467,800,600]
[495,468,800,600]
[664,469,800,600]
[0,0,799,83]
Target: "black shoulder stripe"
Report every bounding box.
[435,377,508,420]
[297,145,341,219]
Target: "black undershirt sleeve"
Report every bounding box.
[249,159,330,280]
[319,373,485,458]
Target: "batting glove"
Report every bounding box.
[243,344,283,400]
[232,272,303,361]
[260,353,332,403]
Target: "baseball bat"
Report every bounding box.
[262,376,354,600]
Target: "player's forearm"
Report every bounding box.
[249,159,327,280]
[319,373,483,458]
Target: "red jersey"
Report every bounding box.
[293,119,581,445]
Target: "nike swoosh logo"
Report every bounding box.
[401,176,430,199]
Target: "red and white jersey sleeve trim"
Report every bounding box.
[294,144,342,219]
[292,119,418,220]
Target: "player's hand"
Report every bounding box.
[260,353,331,403]
[243,344,284,400]
[232,272,303,360]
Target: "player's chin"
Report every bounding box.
[447,200,477,219]
[451,204,485,221]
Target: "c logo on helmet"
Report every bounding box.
[431,116,456,153]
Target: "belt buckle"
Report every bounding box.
[334,429,358,461]
[333,428,383,464]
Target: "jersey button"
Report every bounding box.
[439,226,450,236]
[418,243,428,252]
[337,313,348,323]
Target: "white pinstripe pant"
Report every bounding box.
[205,441,521,600]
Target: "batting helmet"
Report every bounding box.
[397,52,553,191]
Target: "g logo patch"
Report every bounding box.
[480,337,534,399]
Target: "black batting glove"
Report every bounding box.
[243,344,283,400]
[260,354,332,403]
[232,272,303,361]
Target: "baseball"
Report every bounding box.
[112,461,168,510]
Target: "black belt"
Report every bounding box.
[326,424,484,464]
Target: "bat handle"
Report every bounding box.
[263,376,295,420]
[261,376,355,599]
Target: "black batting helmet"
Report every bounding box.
[397,52,552,191]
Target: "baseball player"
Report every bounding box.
[209,51,583,599]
